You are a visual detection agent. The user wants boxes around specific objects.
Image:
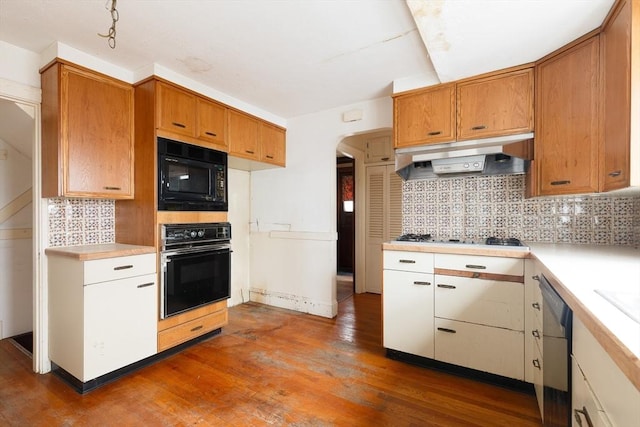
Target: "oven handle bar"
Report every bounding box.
[161,244,231,258]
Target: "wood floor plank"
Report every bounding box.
[0,294,542,426]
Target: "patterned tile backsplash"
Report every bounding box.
[48,198,115,247]
[402,174,640,247]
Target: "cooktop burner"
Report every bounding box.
[395,234,524,247]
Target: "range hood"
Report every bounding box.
[395,132,534,180]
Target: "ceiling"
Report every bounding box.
[0,0,615,121]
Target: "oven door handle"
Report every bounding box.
[161,245,231,258]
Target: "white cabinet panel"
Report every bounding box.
[84,274,157,380]
[84,253,156,284]
[384,250,434,273]
[435,253,523,276]
[383,270,434,358]
[572,356,612,427]
[434,274,524,330]
[435,318,525,380]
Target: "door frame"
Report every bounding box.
[0,78,48,373]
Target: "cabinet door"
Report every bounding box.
[535,36,600,196]
[457,68,534,140]
[260,122,286,166]
[83,274,157,381]
[157,81,196,137]
[228,110,259,160]
[196,98,227,150]
[435,318,524,380]
[365,135,393,163]
[434,275,524,330]
[394,83,456,148]
[600,0,631,191]
[63,65,134,198]
[572,356,612,427]
[383,270,434,358]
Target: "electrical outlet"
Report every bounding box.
[0,149,7,160]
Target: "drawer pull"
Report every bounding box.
[103,186,122,191]
[550,180,571,186]
[191,325,204,332]
[113,265,133,271]
[427,131,442,136]
[531,329,540,339]
[532,275,540,281]
[471,125,487,130]
[381,157,390,161]
[398,259,416,264]
[437,327,456,334]
[437,284,456,289]
[205,131,217,137]
[413,281,431,286]
[137,282,155,289]
[574,407,594,427]
[172,122,186,128]
[532,359,541,369]
[245,150,255,154]
[266,155,274,159]
[608,170,622,178]
[532,302,540,311]
[465,264,486,270]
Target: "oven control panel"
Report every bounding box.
[162,222,231,246]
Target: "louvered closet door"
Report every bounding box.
[365,165,403,293]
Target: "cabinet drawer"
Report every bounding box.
[434,275,524,330]
[384,251,434,273]
[572,356,612,427]
[84,253,156,284]
[533,338,544,416]
[435,253,523,276]
[158,309,228,352]
[435,318,524,380]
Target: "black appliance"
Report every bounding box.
[395,234,524,246]
[160,222,231,319]
[539,274,573,427]
[158,137,228,211]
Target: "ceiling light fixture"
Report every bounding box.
[98,0,119,49]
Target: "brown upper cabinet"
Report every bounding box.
[457,68,534,140]
[157,81,197,138]
[600,0,633,191]
[41,61,134,199]
[260,122,286,166]
[228,110,260,161]
[196,98,228,150]
[393,83,456,148]
[534,36,601,196]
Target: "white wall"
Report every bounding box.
[0,137,33,338]
[227,168,251,307]
[249,98,393,318]
[0,41,41,89]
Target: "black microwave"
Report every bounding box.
[158,137,228,211]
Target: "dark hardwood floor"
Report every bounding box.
[0,294,542,426]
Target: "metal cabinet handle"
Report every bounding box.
[413,281,431,286]
[191,325,204,332]
[532,302,540,311]
[245,150,255,154]
[574,407,594,427]
[550,180,571,186]
[266,155,274,159]
[113,265,133,271]
[172,122,186,128]
[103,186,122,191]
[137,282,155,289]
[471,125,487,130]
[437,284,456,289]
[205,131,217,137]
[532,359,541,369]
[437,327,456,333]
[381,157,390,161]
[465,264,486,270]
[531,329,540,339]
[427,131,442,136]
[532,275,540,281]
[608,170,622,177]
[399,259,416,264]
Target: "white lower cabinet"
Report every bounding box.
[434,318,525,380]
[383,269,434,358]
[49,252,157,382]
[572,316,640,427]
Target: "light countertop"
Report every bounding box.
[45,243,156,261]
[382,241,530,258]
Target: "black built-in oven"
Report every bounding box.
[539,274,573,427]
[158,137,228,211]
[160,222,231,319]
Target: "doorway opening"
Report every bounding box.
[336,156,354,302]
